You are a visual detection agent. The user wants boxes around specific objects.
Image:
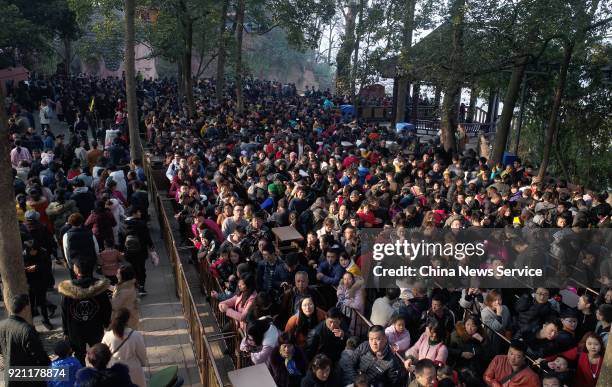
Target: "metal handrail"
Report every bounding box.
[142,145,227,387]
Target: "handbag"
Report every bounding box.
[112,329,134,355]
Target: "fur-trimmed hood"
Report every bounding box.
[454,321,485,341]
[58,277,110,299]
[46,200,76,216]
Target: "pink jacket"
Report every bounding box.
[405,332,448,364]
[336,283,365,315]
[219,291,257,331]
[385,325,411,353]
[97,248,123,276]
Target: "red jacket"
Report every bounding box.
[545,347,602,387]
[483,355,540,387]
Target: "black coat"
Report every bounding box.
[515,294,556,332]
[122,217,153,253]
[65,226,98,269]
[72,189,97,217]
[300,369,342,387]
[24,249,53,291]
[58,277,112,347]
[25,220,57,257]
[344,342,407,387]
[304,320,347,362]
[448,324,486,375]
[521,325,562,359]
[74,363,137,387]
[268,346,307,387]
[0,315,50,387]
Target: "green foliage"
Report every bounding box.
[75,13,125,71]
[518,41,611,190]
[0,0,80,68]
[247,0,336,50]
[244,27,333,89]
[0,1,42,67]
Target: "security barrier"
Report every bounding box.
[142,148,227,387]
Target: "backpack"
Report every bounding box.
[125,234,141,252]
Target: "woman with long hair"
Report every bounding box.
[111,265,140,329]
[404,318,449,369]
[240,318,281,365]
[219,274,257,331]
[285,297,326,347]
[101,308,148,387]
[300,353,340,387]
[448,314,487,375]
[538,332,604,387]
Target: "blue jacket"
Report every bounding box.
[317,260,345,286]
[48,356,81,387]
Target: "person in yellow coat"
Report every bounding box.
[16,193,33,222]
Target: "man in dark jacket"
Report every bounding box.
[71,178,96,216]
[62,213,99,275]
[515,288,557,333]
[398,287,429,340]
[129,180,149,218]
[24,210,57,259]
[0,294,50,386]
[424,294,456,338]
[58,259,111,365]
[121,206,153,294]
[344,325,407,387]
[305,307,347,362]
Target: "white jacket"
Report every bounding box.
[102,328,148,387]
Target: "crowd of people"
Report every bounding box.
[3,75,152,387]
[1,72,611,387]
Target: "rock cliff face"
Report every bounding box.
[80,43,158,79]
[80,31,329,92]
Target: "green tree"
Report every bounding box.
[537,0,611,180]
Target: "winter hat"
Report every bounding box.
[25,210,40,221]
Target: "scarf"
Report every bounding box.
[284,357,301,376]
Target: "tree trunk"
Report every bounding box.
[513,75,527,154]
[554,127,570,182]
[215,0,229,103]
[440,0,465,154]
[490,56,528,166]
[350,0,365,99]
[537,39,573,180]
[395,78,409,124]
[440,87,460,153]
[63,36,72,77]
[434,86,441,110]
[335,2,357,96]
[182,15,195,118]
[466,86,477,123]
[394,0,416,123]
[235,0,245,115]
[485,88,495,123]
[177,59,184,104]
[600,330,612,387]
[327,23,334,65]
[410,82,419,123]
[0,85,31,321]
[124,0,140,159]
